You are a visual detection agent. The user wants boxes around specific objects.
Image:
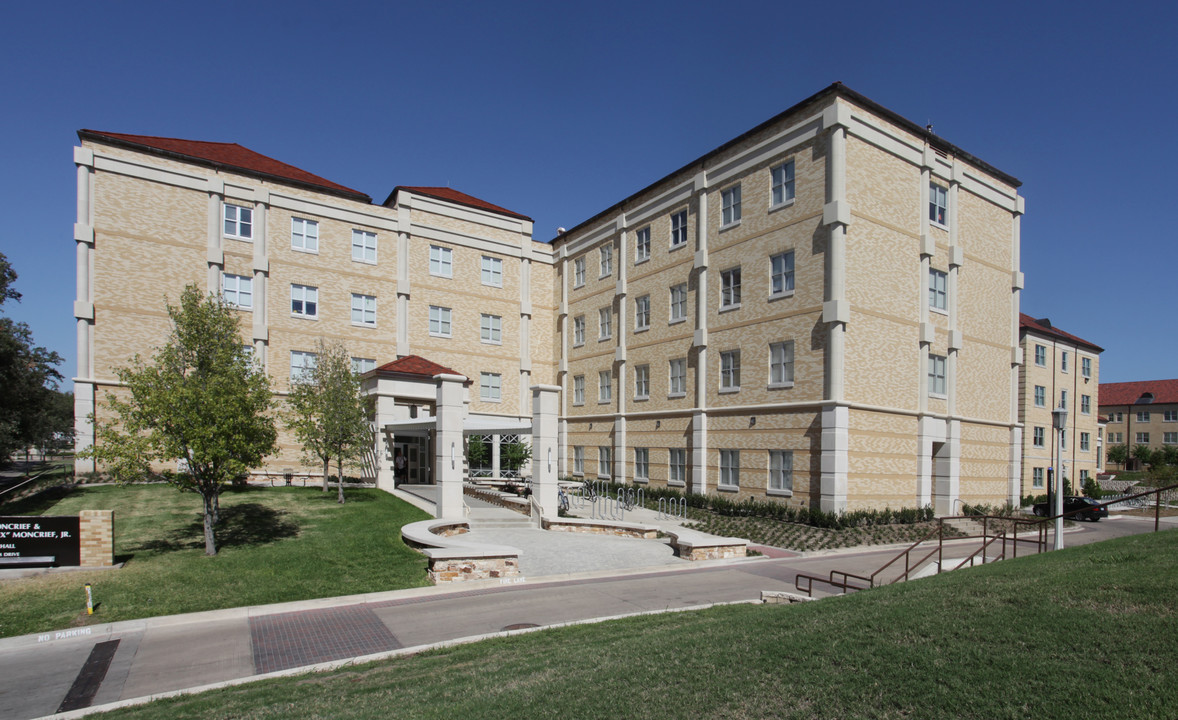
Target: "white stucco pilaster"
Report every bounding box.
[434,373,468,519]
[73,147,96,474]
[691,172,709,494]
[531,385,560,513]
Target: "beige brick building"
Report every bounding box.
[1017,315,1103,497]
[1100,379,1178,468]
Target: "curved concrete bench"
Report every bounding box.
[662,527,748,561]
[401,519,523,584]
[541,516,658,539]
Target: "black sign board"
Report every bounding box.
[0,516,81,567]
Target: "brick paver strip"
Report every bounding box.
[250,605,402,674]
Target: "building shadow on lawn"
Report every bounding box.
[128,503,299,555]
[0,484,86,515]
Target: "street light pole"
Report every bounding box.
[1052,405,1068,550]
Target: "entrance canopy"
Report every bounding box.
[382,416,533,436]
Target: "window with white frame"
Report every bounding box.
[720,350,741,391]
[600,244,613,277]
[574,257,586,287]
[929,269,948,311]
[669,283,688,323]
[429,245,452,277]
[670,210,688,248]
[634,448,649,481]
[1137,411,1150,422]
[352,230,377,263]
[1034,385,1046,408]
[929,182,948,226]
[669,448,686,485]
[719,449,739,488]
[429,305,452,337]
[573,375,585,405]
[769,450,793,494]
[1165,410,1178,422]
[771,160,796,207]
[290,350,317,383]
[769,341,795,387]
[574,446,585,475]
[635,364,650,400]
[1033,467,1044,488]
[351,293,376,326]
[1136,432,1150,444]
[928,354,947,396]
[573,315,586,346]
[599,370,612,402]
[1113,432,1123,443]
[1033,426,1045,448]
[721,185,741,226]
[480,372,501,402]
[635,227,650,262]
[221,273,252,310]
[1035,345,1046,366]
[223,203,252,239]
[1061,351,1069,372]
[598,446,611,478]
[1081,432,1090,451]
[1060,390,1068,410]
[291,218,318,253]
[1082,357,1092,378]
[669,358,687,397]
[720,267,741,309]
[481,256,503,287]
[480,314,502,344]
[351,357,376,375]
[291,284,318,318]
[1081,394,1091,414]
[771,251,795,297]
[599,307,612,340]
[635,295,650,331]
[1164,432,1178,444]
[1114,413,1123,422]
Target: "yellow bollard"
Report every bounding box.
[85,583,93,615]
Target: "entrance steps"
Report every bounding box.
[466,508,535,530]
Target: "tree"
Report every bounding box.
[1160,445,1178,468]
[84,285,277,555]
[502,440,533,476]
[1106,444,1129,468]
[0,252,64,465]
[284,339,371,504]
[1132,444,1155,470]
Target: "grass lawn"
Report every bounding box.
[0,484,431,638]
[92,528,1178,720]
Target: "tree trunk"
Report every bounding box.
[202,492,218,556]
[337,455,345,504]
[322,456,330,492]
[212,489,220,524]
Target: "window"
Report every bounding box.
[669,448,686,486]
[574,257,586,287]
[1165,411,1178,422]
[221,273,252,310]
[669,283,688,323]
[598,447,611,478]
[1081,395,1091,414]
[1080,470,1090,482]
[720,350,741,391]
[1113,432,1123,443]
[291,218,318,252]
[1034,385,1046,408]
[634,448,649,481]
[429,306,452,337]
[1033,427,1045,448]
[480,314,502,344]
[1137,411,1150,422]
[351,293,376,326]
[1061,431,1067,450]
[1033,467,1044,489]
[720,267,741,309]
[719,449,739,488]
[1061,351,1069,372]
[481,256,503,287]
[290,350,317,383]
[352,230,377,263]
[1164,432,1178,444]
[670,210,688,248]
[1080,432,1090,452]
[669,358,687,397]
[928,355,947,396]
[573,375,585,405]
[1082,357,1092,378]
[291,284,318,318]
[929,269,948,311]
[635,227,650,262]
[573,316,586,346]
[1034,345,1046,366]
[721,185,741,226]
[351,357,376,375]
[1114,412,1123,422]
[1136,432,1150,444]
[929,182,948,226]
[599,307,612,340]
[771,161,795,207]
[223,202,252,239]
[635,364,650,400]
[769,341,795,387]
[480,373,501,402]
[770,251,795,297]
[635,295,651,331]
[1060,390,1067,410]
[574,446,585,475]
[599,370,612,402]
[429,245,452,277]
[769,450,793,494]
[600,244,613,277]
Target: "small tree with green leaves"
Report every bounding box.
[285,339,371,504]
[502,440,533,475]
[1106,444,1129,469]
[84,285,277,555]
[1133,444,1155,470]
[1160,445,1178,468]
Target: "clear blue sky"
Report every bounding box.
[2,0,1174,389]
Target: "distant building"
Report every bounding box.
[1100,379,1178,469]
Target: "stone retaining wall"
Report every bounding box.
[429,556,520,584]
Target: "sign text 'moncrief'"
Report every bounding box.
[0,516,81,567]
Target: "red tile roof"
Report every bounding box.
[78,130,371,202]
[1099,379,1178,406]
[372,355,466,381]
[385,186,531,222]
[1019,314,1103,353]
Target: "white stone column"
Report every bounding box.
[820,405,849,512]
[691,172,709,494]
[73,147,96,474]
[370,380,398,493]
[531,384,560,514]
[434,373,468,519]
[206,178,224,293]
